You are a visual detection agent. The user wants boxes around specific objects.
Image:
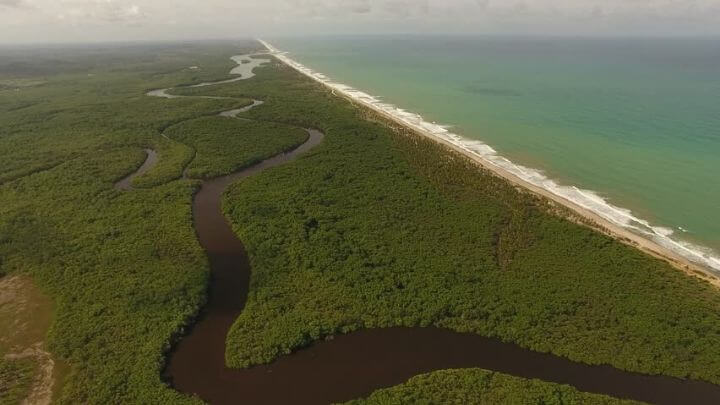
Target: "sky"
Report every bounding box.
[1,0,719,43]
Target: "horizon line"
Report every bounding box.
[2,33,720,47]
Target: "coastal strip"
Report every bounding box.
[151,51,720,405]
[258,39,720,283]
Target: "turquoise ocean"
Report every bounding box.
[268,36,720,273]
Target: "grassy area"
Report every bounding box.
[179,58,720,383]
[342,368,643,405]
[0,357,35,405]
[0,274,57,405]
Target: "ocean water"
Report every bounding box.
[268,36,720,272]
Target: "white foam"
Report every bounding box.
[259,39,720,275]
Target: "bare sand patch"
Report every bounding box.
[1,276,56,405]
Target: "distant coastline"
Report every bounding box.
[259,39,720,283]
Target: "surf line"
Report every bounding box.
[258,39,720,278]
[147,49,720,405]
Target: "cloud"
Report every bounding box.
[55,0,145,23]
[474,0,490,9]
[2,0,720,43]
[280,0,372,17]
[0,0,30,8]
[380,0,429,17]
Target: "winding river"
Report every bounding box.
[120,52,720,404]
[114,149,158,190]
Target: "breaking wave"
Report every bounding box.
[260,40,720,275]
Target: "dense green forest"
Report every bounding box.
[343,368,643,405]
[130,136,194,188]
[164,116,308,179]
[178,55,720,383]
[2,40,720,404]
[0,41,260,404]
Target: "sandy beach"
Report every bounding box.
[259,39,720,287]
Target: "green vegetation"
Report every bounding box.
[3,39,720,404]
[175,58,720,383]
[343,368,643,405]
[131,136,193,188]
[2,148,206,404]
[0,358,34,405]
[164,116,308,179]
[0,42,251,186]
[0,41,268,404]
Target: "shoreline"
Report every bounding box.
[152,50,720,405]
[258,39,720,286]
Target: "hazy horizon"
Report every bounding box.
[3,34,720,49]
[2,0,720,44]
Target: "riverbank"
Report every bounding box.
[259,39,720,286]
[153,50,720,404]
[9,40,720,403]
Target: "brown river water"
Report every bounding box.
[133,54,720,405]
[163,125,720,405]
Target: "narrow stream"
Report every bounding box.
[142,52,720,405]
[114,149,157,190]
